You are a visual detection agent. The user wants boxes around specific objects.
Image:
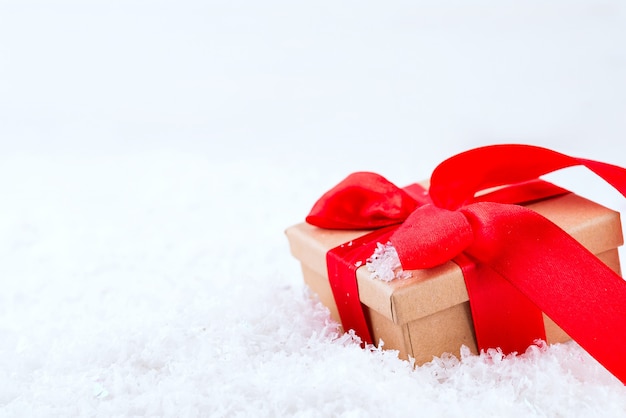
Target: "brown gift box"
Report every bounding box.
[285,191,624,364]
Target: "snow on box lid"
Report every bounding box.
[286,191,623,326]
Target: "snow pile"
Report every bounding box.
[1,153,625,417]
[367,242,411,282]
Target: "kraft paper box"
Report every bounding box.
[285,191,624,364]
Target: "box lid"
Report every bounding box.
[286,192,623,325]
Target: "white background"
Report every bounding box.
[2,1,625,164]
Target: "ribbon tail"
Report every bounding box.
[454,253,547,355]
[462,202,626,384]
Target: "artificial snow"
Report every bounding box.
[1,153,625,417]
[366,242,411,282]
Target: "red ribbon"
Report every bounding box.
[306,144,626,384]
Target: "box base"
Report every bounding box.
[300,248,622,364]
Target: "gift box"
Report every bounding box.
[286,188,623,364]
[285,144,626,378]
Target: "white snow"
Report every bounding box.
[367,242,411,282]
[2,1,626,416]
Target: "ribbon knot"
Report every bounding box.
[392,204,474,269]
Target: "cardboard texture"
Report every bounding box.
[286,192,624,364]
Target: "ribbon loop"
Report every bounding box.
[429,144,626,209]
[306,172,418,229]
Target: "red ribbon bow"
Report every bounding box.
[306,144,626,384]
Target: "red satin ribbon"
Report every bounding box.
[306,144,626,384]
[326,226,397,344]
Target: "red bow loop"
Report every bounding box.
[306,172,419,229]
[428,144,612,209]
